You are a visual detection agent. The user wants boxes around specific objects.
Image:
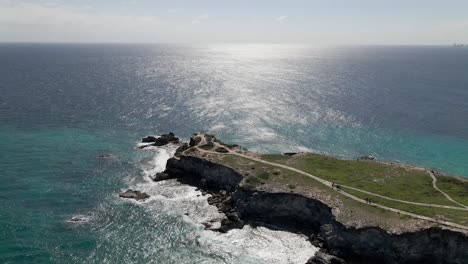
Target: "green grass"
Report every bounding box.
[262,153,457,206]
[200,142,214,150]
[185,147,198,154]
[214,147,229,153]
[436,175,468,206]
[201,152,468,228]
[345,188,468,226]
[257,172,270,180]
[208,154,407,221]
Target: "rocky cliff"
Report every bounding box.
[163,156,468,264]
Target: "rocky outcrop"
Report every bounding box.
[119,189,150,200]
[141,132,180,147]
[165,156,242,192]
[189,136,202,147]
[233,189,468,264]
[96,154,113,159]
[142,136,158,143]
[164,154,468,264]
[151,172,174,182]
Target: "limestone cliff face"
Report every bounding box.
[165,156,242,191]
[165,155,468,264]
[232,189,468,264]
[231,189,334,234]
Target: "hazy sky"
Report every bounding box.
[1,0,467,44]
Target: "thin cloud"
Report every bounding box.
[167,8,176,14]
[191,13,208,24]
[275,15,287,22]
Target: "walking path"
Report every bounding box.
[429,171,468,209]
[339,184,468,211]
[190,136,468,231]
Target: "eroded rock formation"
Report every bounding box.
[163,155,468,264]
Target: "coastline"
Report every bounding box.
[135,132,468,264]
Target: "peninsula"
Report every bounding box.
[141,133,468,264]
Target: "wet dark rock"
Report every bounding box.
[69,215,88,223]
[189,136,202,147]
[151,172,173,182]
[283,152,298,156]
[97,154,113,159]
[163,154,468,264]
[165,156,242,192]
[306,251,346,264]
[119,189,150,200]
[161,132,179,143]
[142,136,157,143]
[153,137,169,146]
[142,133,180,146]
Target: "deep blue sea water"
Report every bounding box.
[1,44,468,263]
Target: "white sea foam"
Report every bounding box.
[200,226,317,264]
[123,143,317,264]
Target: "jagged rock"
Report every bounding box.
[189,136,202,147]
[153,137,169,146]
[68,215,88,223]
[142,136,158,143]
[161,132,179,143]
[142,133,180,146]
[306,251,346,264]
[97,154,113,159]
[151,172,173,182]
[163,154,468,264]
[119,189,150,200]
[165,156,242,191]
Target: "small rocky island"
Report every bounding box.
[134,132,468,264]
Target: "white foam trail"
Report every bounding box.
[200,226,317,264]
[124,143,317,264]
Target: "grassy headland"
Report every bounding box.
[181,133,468,231]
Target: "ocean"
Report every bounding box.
[1,44,468,263]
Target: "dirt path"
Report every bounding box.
[429,171,468,209]
[340,184,468,211]
[192,139,468,231]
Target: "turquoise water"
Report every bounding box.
[0,126,137,262]
[1,44,468,263]
[0,125,316,263]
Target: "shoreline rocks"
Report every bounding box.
[163,153,468,264]
[119,189,150,201]
[151,172,173,182]
[141,132,180,147]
